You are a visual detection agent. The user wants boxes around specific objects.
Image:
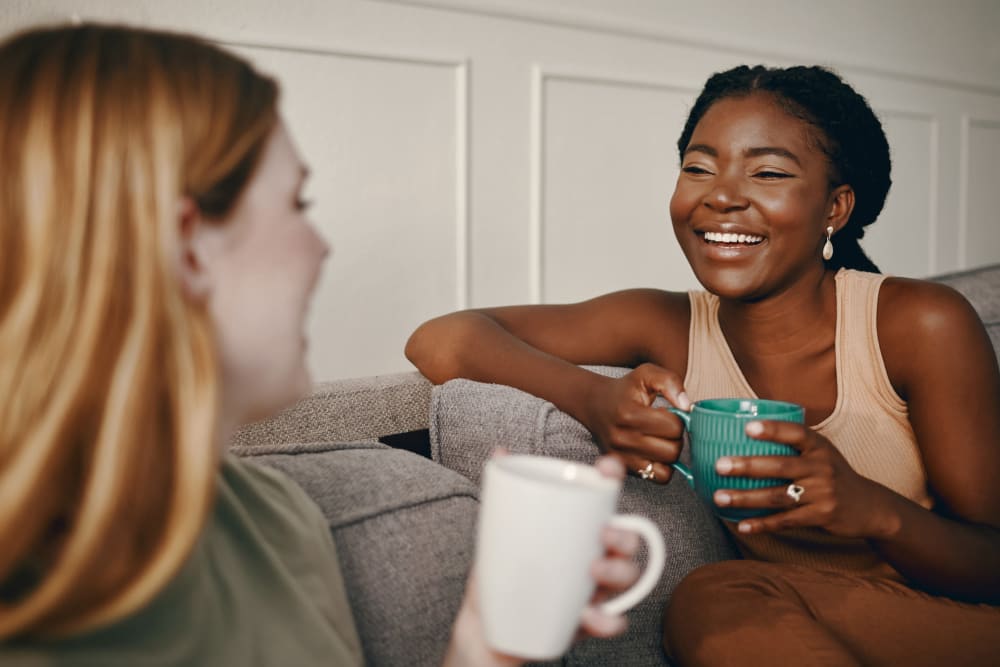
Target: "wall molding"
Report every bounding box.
[877,108,940,275]
[528,66,699,303]
[224,37,472,309]
[375,0,1000,96]
[958,114,1000,270]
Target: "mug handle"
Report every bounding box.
[597,515,666,616]
[664,407,695,487]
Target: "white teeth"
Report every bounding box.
[704,231,763,245]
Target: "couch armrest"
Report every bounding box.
[239,441,478,667]
[229,371,432,453]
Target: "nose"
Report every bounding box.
[703,174,749,213]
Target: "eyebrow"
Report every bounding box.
[684,143,717,158]
[745,146,801,165]
[683,144,801,166]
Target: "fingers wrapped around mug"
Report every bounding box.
[580,524,642,637]
[616,451,675,484]
[711,473,811,512]
[602,419,682,484]
[629,362,693,412]
[706,419,816,529]
[712,418,876,537]
[586,366,689,482]
[604,408,685,484]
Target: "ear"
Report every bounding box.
[826,185,855,234]
[175,197,213,303]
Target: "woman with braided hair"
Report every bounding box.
[408,64,1000,664]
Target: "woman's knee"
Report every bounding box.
[663,560,790,662]
[667,560,785,618]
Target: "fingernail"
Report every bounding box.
[715,491,731,506]
[678,391,692,411]
[738,522,752,534]
[745,421,764,436]
[716,457,733,474]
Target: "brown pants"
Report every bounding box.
[663,560,1000,667]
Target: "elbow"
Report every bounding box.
[404,321,435,375]
[405,314,471,384]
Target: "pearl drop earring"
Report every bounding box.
[822,226,834,261]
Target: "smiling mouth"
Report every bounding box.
[701,231,765,246]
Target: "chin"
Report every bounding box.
[293,367,313,399]
[690,262,767,302]
[240,370,313,425]
[686,255,737,291]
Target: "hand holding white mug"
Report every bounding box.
[472,452,666,661]
[444,455,647,667]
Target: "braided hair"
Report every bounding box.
[677,65,891,273]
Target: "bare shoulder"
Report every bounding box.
[877,280,1000,528]
[878,277,996,396]
[878,277,984,341]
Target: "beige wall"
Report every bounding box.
[5,0,1000,379]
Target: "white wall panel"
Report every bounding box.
[536,72,699,304]
[862,111,937,277]
[381,0,1000,91]
[232,44,466,379]
[4,0,1000,379]
[962,118,1000,269]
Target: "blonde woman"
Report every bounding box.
[0,24,639,665]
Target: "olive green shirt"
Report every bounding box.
[3,455,364,666]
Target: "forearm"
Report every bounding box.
[406,311,608,423]
[868,481,1000,603]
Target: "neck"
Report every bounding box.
[717,268,839,357]
[216,396,242,453]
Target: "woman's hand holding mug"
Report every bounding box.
[714,420,898,539]
[580,363,692,484]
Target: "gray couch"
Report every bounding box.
[229,264,1000,666]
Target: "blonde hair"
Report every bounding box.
[0,24,278,638]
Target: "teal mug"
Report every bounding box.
[664,398,805,521]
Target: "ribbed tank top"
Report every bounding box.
[684,269,932,579]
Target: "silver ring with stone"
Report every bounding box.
[639,462,655,481]
[786,483,805,503]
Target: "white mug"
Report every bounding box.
[476,454,666,660]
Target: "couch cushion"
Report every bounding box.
[229,372,432,452]
[985,322,1000,358]
[236,441,477,667]
[430,367,737,667]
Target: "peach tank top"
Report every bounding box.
[684,269,933,580]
